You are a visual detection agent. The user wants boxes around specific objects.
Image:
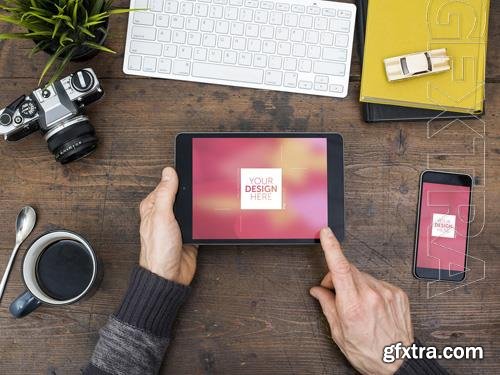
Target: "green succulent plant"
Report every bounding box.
[0,0,132,84]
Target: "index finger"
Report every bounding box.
[320,227,358,299]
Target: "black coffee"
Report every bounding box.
[36,240,94,301]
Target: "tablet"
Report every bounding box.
[174,133,344,244]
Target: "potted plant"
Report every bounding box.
[0,0,132,84]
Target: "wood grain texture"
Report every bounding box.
[0,1,499,374]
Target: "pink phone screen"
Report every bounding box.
[416,182,471,272]
[192,137,329,239]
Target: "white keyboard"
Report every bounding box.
[124,0,356,97]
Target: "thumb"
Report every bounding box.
[154,167,179,213]
[310,286,339,331]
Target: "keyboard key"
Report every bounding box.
[254,10,268,23]
[262,40,276,53]
[329,84,343,93]
[128,55,142,70]
[323,47,347,61]
[246,23,259,37]
[305,30,319,44]
[292,44,306,57]
[315,75,329,84]
[283,72,297,87]
[150,0,164,12]
[156,14,169,27]
[298,80,313,89]
[306,6,320,15]
[230,22,244,35]
[277,42,291,55]
[269,12,283,25]
[217,35,231,48]
[239,8,253,21]
[299,15,313,28]
[239,52,252,65]
[223,50,237,63]
[248,39,261,51]
[290,29,303,42]
[180,1,194,15]
[322,8,335,17]
[320,32,334,46]
[233,37,246,50]
[229,0,243,5]
[298,59,312,72]
[254,54,267,67]
[173,60,191,75]
[215,20,229,33]
[314,82,327,91]
[314,17,328,30]
[164,0,179,13]
[186,17,199,30]
[208,49,222,62]
[265,70,282,85]
[194,3,209,16]
[283,57,297,70]
[158,29,172,42]
[210,5,224,18]
[276,3,289,12]
[194,47,207,60]
[260,25,274,38]
[291,5,305,13]
[261,1,274,9]
[143,56,157,71]
[307,45,320,59]
[171,15,184,28]
[335,33,349,47]
[203,34,216,47]
[178,45,192,59]
[132,26,156,41]
[133,12,154,26]
[245,0,258,7]
[164,44,177,57]
[225,7,238,20]
[269,56,282,69]
[134,0,148,8]
[188,33,201,46]
[313,61,345,75]
[172,30,187,43]
[275,27,289,40]
[284,13,298,26]
[200,19,214,31]
[158,58,172,73]
[338,9,352,18]
[131,40,162,55]
[330,19,350,33]
[192,63,264,83]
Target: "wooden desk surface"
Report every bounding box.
[0,1,499,374]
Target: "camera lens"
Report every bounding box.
[45,116,98,164]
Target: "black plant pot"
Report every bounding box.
[35,19,109,62]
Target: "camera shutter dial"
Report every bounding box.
[71,70,94,92]
[20,100,37,118]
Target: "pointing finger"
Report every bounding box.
[320,227,358,300]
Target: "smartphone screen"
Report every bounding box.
[413,171,472,282]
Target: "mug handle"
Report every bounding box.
[9,290,42,318]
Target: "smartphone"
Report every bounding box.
[413,170,473,282]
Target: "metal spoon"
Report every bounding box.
[0,206,37,302]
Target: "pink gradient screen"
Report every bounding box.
[192,138,329,239]
[416,182,471,272]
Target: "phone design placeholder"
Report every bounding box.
[413,171,472,282]
[175,133,344,244]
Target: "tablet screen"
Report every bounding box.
[192,137,329,240]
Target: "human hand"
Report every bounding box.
[139,167,198,286]
[310,228,413,375]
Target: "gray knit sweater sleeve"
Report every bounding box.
[83,266,190,375]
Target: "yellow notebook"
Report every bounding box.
[360,0,490,114]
